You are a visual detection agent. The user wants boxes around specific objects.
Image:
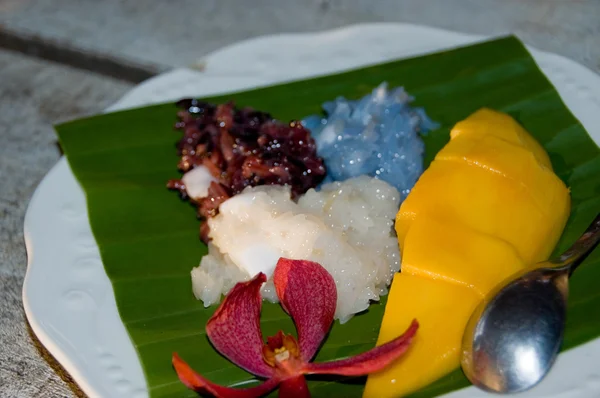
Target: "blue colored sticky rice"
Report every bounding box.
[302,82,439,201]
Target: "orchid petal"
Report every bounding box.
[273,258,337,362]
[173,353,280,398]
[206,272,274,378]
[303,319,418,376]
[278,375,310,398]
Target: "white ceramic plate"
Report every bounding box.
[23,23,600,398]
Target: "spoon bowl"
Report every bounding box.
[461,214,600,394]
[461,267,568,393]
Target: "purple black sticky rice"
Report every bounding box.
[167,99,327,242]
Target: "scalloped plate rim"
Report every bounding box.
[22,22,600,398]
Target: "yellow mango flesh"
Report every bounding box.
[397,160,556,266]
[402,215,524,296]
[364,108,570,398]
[397,109,570,265]
[449,107,552,169]
[365,273,480,398]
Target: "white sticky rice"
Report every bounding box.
[191,175,401,323]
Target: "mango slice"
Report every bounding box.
[364,273,480,398]
[397,160,553,266]
[365,108,571,397]
[449,107,552,168]
[436,132,570,234]
[402,214,525,295]
[397,110,570,265]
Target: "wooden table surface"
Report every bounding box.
[0,1,598,397]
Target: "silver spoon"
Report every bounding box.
[461,213,600,394]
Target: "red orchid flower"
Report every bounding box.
[173,258,418,398]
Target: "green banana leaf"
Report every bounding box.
[55,35,600,398]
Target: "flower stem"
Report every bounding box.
[278,376,310,398]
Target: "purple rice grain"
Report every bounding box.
[167,99,326,243]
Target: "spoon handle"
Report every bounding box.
[552,214,600,273]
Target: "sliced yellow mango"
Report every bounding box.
[396,110,570,265]
[449,108,551,168]
[397,160,549,265]
[435,132,570,221]
[363,273,480,398]
[402,214,525,295]
[366,109,571,398]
